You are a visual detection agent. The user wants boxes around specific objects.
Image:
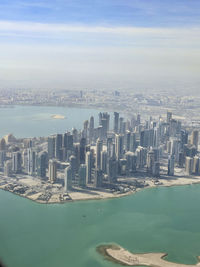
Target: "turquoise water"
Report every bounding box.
[1,185,200,267]
[0,105,103,138]
[0,105,200,267]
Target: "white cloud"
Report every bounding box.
[0,21,200,91]
[0,20,199,37]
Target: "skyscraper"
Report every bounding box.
[96,138,103,169]
[94,169,103,188]
[167,111,172,124]
[115,134,124,161]
[89,116,94,143]
[114,112,119,134]
[191,130,199,149]
[12,151,22,173]
[108,158,118,183]
[55,134,63,160]
[4,160,12,177]
[79,164,86,187]
[27,148,36,175]
[48,159,57,183]
[36,152,47,178]
[86,151,92,184]
[64,165,72,192]
[185,157,193,175]
[48,136,55,159]
[100,151,107,173]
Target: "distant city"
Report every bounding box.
[0,108,199,203]
[1,88,200,129]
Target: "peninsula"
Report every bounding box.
[0,110,200,204]
[97,244,200,267]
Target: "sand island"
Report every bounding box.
[97,244,200,267]
[51,114,65,119]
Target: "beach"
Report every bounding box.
[98,244,200,267]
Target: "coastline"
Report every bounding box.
[97,244,200,267]
[1,175,200,204]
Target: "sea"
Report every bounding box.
[0,105,200,267]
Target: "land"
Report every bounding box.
[1,88,200,129]
[51,114,66,119]
[97,244,200,267]
[1,169,200,204]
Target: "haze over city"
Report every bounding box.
[0,0,200,91]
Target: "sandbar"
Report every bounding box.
[97,244,200,267]
[51,114,65,119]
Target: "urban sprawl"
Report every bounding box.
[0,110,200,203]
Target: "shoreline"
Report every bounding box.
[97,244,200,267]
[1,176,200,205]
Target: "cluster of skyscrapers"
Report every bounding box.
[0,111,199,193]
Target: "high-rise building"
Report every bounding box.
[191,130,199,149]
[48,159,57,183]
[94,169,103,188]
[125,152,137,173]
[168,155,175,176]
[86,151,92,184]
[119,159,127,175]
[152,162,160,177]
[55,134,63,160]
[0,151,5,168]
[125,131,131,151]
[96,138,103,169]
[108,158,118,183]
[72,128,78,143]
[80,138,86,164]
[89,116,94,142]
[114,112,119,133]
[167,111,172,124]
[147,151,155,174]
[192,156,199,174]
[69,155,77,180]
[27,148,36,175]
[64,165,72,192]
[185,157,193,175]
[4,160,12,177]
[136,146,147,169]
[107,137,113,158]
[115,134,124,160]
[12,151,22,173]
[119,117,124,134]
[178,152,184,168]
[36,152,47,178]
[79,164,86,187]
[48,136,55,159]
[63,132,73,151]
[130,132,137,152]
[100,151,107,173]
[0,138,6,151]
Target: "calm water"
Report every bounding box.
[1,186,200,267]
[0,105,104,138]
[0,105,200,267]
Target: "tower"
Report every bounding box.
[114,112,119,134]
[96,138,103,169]
[48,159,57,183]
[64,165,72,192]
[86,151,92,184]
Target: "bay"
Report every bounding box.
[0,105,103,138]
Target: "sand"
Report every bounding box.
[98,244,200,267]
[51,114,65,119]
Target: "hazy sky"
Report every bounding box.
[0,0,200,91]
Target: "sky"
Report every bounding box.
[0,0,200,92]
